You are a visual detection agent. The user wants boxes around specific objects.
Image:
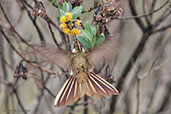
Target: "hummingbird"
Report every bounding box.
[33,36,119,107]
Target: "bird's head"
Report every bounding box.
[72,39,85,53]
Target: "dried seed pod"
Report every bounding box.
[93,0,122,24]
[32,1,46,17]
[13,60,28,80]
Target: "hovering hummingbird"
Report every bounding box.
[33,36,119,107]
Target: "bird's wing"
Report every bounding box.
[32,43,71,69]
[88,34,120,68]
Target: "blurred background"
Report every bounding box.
[0,0,170,114]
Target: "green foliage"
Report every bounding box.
[71,6,83,20]
[76,34,91,50]
[50,1,105,51]
[59,9,65,17]
[49,0,59,7]
[76,21,105,51]
[58,1,83,19]
[95,33,105,45]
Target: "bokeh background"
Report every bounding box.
[0,0,170,114]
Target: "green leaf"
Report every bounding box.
[92,27,97,36]
[71,6,83,19]
[58,4,63,9]
[63,2,69,12]
[59,9,65,17]
[85,21,92,33]
[96,33,105,45]
[68,1,72,11]
[57,4,62,16]
[92,37,97,47]
[77,34,91,50]
[82,30,93,43]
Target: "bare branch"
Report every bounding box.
[142,0,151,26]
[116,0,169,20]
[13,88,28,114]
[128,0,146,32]
[152,24,171,34]
[1,29,56,75]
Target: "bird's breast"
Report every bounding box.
[70,54,90,76]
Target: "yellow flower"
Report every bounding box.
[66,12,72,20]
[72,28,80,36]
[75,20,81,26]
[60,16,67,23]
[63,28,70,34]
[63,28,72,35]
[68,32,73,35]
[60,23,67,28]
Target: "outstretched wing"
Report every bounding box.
[88,34,120,68]
[32,43,71,69]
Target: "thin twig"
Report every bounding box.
[128,0,146,32]
[116,0,169,21]
[0,3,31,45]
[149,0,157,19]
[109,1,170,112]
[142,0,151,26]
[44,86,56,98]
[0,34,10,114]
[1,29,56,75]
[153,7,171,28]
[82,5,99,13]
[21,1,45,42]
[47,21,60,47]
[136,78,140,114]
[13,88,28,114]
[23,0,65,40]
[152,24,171,34]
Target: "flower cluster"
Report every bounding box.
[59,12,81,36]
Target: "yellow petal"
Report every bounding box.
[75,20,81,26]
[60,16,67,23]
[66,12,72,20]
[60,23,67,28]
[72,28,80,36]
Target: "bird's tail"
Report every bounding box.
[54,72,119,107]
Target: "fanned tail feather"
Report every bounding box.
[54,72,119,107]
[87,72,119,96]
[54,77,79,107]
